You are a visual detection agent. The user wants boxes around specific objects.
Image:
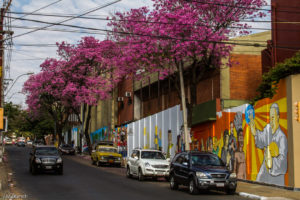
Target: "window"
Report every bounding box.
[175,155,184,164]
[141,151,165,160]
[191,154,225,166]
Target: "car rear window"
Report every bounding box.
[35,147,59,155]
[191,154,225,166]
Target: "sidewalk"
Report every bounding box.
[0,152,26,200]
[237,181,300,200]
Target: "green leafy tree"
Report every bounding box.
[254,51,300,102]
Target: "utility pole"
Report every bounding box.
[1,0,13,107]
[0,0,13,163]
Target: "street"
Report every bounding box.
[5,146,246,200]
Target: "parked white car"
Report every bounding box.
[126,148,170,181]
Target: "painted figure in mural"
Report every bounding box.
[212,137,220,155]
[234,128,246,179]
[249,103,288,186]
[221,130,229,166]
[229,122,237,151]
[231,112,243,174]
[201,138,205,151]
[167,130,173,158]
[207,136,213,152]
[227,122,237,171]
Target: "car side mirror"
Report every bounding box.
[182,162,188,166]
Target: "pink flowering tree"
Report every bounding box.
[23,37,122,153]
[108,0,267,150]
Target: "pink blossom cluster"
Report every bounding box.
[23,0,266,116]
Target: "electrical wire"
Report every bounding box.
[9,0,121,41]
[4,0,63,26]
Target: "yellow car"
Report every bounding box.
[91,145,122,167]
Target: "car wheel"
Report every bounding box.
[138,168,144,181]
[188,178,199,195]
[91,158,96,165]
[31,165,37,175]
[169,175,178,190]
[97,159,101,167]
[57,168,63,175]
[226,188,236,195]
[126,167,132,178]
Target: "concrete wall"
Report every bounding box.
[287,74,300,188]
[127,105,183,159]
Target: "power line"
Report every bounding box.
[0,16,276,48]
[4,0,63,26]
[8,10,290,24]
[187,0,300,14]
[8,0,121,41]
[11,25,108,36]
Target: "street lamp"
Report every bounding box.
[4,72,34,97]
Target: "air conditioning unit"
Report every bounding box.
[117,97,124,102]
[125,92,131,97]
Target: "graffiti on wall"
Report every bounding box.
[90,125,128,157]
[192,79,288,186]
[127,105,183,159]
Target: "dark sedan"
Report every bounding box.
[17,141,26,147]
[169,151,236,195]
[58,144,75,155]
[29,146,63,175]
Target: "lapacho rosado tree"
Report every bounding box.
[108,0,267,150]
[23,37,122,153]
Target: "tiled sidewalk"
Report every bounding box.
[237,181,300,200]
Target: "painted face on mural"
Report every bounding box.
[270,107,279,134]
[224,134,229,147]
[238,131,244,151]
[230,122,234,134]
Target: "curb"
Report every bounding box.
[238,192,293,200]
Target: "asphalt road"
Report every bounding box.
[5,145,247,200]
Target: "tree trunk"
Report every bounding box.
[83,105,93,155]
[178,62,190,151]
[55,123,64,146]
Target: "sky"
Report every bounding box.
[3,0,270,108]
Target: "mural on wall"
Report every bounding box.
[191,79,288,186]
[127,105,183,159]
[90,125,128,157]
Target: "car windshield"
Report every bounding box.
[98,148,117,153]
[191,154,225,166]
[62,144,71,148]
[141,151,165,160]
[35,147,59,156]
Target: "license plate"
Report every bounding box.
[45,166,52,169]
[216,183,224,187]
[157,172,164,175]
[109,159,114,163]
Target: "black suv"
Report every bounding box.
[29,146,63,175]
[169,151,236,194]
